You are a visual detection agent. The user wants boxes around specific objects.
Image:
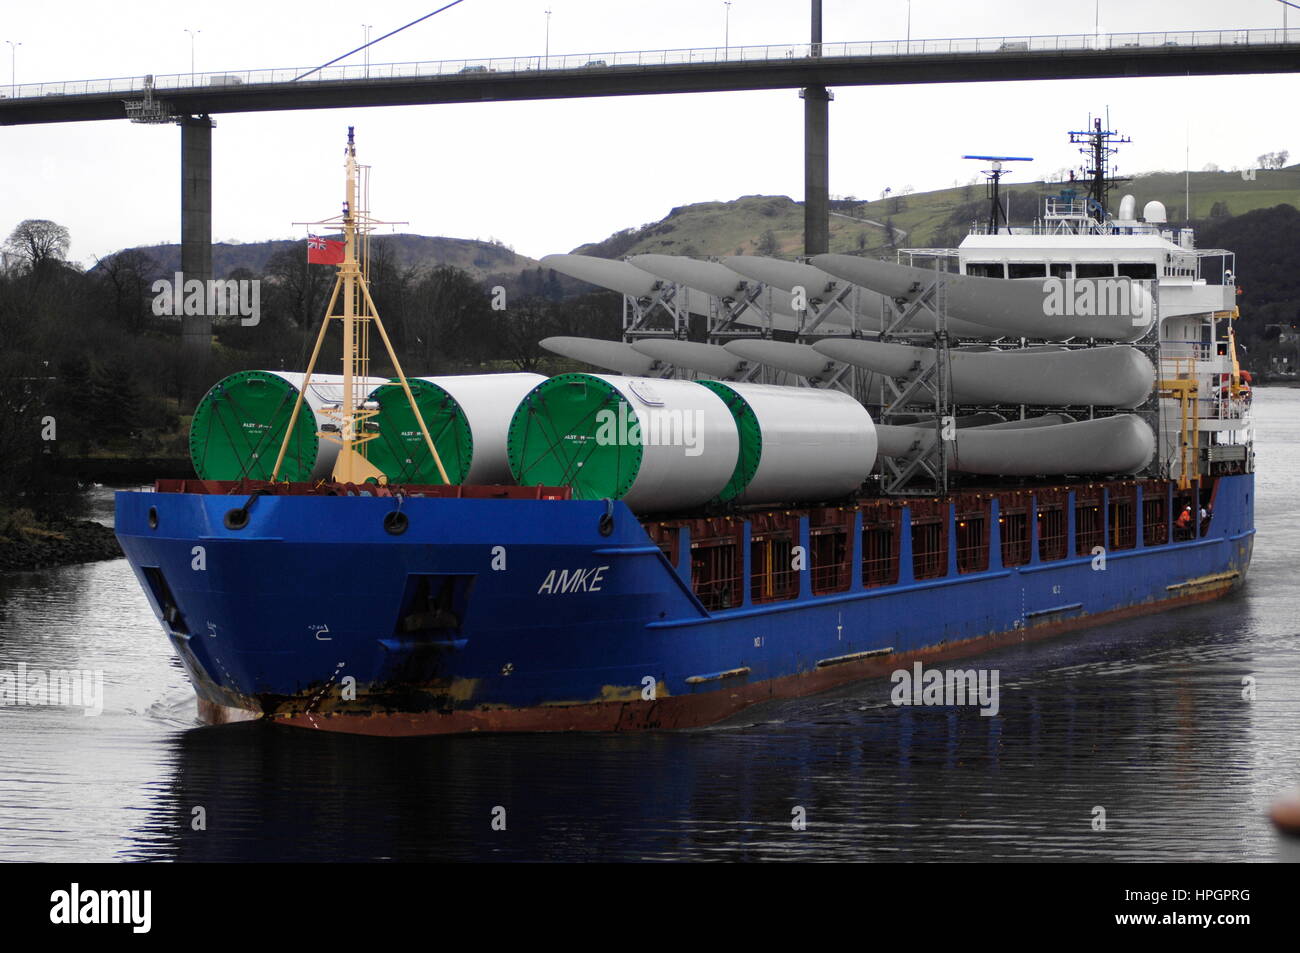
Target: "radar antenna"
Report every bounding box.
[962,155,1033,234]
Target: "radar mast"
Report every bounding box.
[1069,116,1131,220]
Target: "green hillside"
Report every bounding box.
[573,166,1300,260]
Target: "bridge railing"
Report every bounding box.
[3,28,1298,100]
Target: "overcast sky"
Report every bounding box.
[2,0,1297,266]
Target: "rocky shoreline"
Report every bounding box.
[0,519,123,573]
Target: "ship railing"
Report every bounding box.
[1192,249,1236,286]
[968,220,1173,237]
[6,28,1300,99]
[1044,197,1092,220]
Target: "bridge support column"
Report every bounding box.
[803,0,829,255]
[180,115,213,356]
[803,85,830,256]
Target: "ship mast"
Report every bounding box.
[1068,117,1130,220]
[271,127,450,485]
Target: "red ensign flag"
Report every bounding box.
[306,235,345,264]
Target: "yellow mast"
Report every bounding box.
[1227,307,1243,399]
[271,127,450,485]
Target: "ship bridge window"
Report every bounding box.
[1118,263,1158,280]
[1075,263,1117,278]
[966,262,1005,279]
[1008,263,1048,279]
[1049,263,1072,279]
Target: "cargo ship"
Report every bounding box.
[115,123,1254,735]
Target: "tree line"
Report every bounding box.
[0,219,621,513]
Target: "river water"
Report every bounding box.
[1,391,1298,863]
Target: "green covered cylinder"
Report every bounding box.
[188,371,384,482]
[507,373,739,511]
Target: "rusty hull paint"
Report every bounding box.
[194,572,1243,736]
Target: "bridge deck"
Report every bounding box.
[3,28,1299,125]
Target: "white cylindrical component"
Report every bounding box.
[606,376,738,511]
[1143,200,1168,224]
[1118,194,1137,220]
[507,374,739,512]
[420,373,546,483]
[271,372,389,479]
[701,382,876,504]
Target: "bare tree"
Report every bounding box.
[404,264,493,371]
[95,248,158,332]
[4,219,71,273]
[496,297,557,372]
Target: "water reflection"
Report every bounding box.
[121,594,1288,862]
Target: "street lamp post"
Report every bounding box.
[4,40,19,98]
[362,24,372,76]
[725,2,732,54]
[545,9,551,68]
[184,29,201,85]
[906,1,911,49]
[1277,0,1300,38]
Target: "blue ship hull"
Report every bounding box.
[114,474,1254,734]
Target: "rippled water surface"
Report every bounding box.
[2,393,1299,862]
